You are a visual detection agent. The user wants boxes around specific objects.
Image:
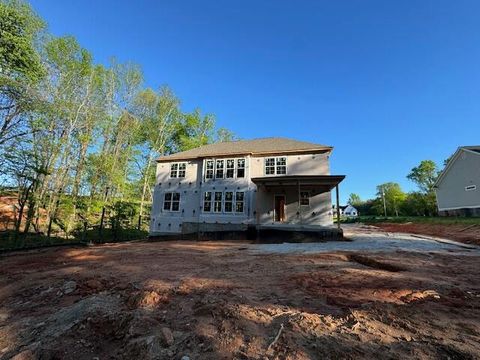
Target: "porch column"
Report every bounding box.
[297,180,301,224]
[335,185,341,230]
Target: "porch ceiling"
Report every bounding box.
[251,175,345,190]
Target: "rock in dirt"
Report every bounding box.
[181,356,191,360]
[127,335,162,360]
[127,313,161,338]
[62,280,77,294]
[159,327,174,347]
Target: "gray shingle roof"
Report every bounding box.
[157,137,332,162]
[463,146,480,154]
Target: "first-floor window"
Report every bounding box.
[300,191,310,206]
[164,192,180,211]
[214,191,223,212]
[203,191,212,212]
[235,192,244,213]
[225,191,234,212]
[205,160,214,179]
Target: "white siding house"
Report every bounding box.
[150,138,345,236]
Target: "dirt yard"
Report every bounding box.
[1,227,480,359]
[373,222,480,246]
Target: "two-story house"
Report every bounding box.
[149,137,345,238]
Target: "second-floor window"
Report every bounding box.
[170,162,186,178]
[205,158,246,180]
[265,157,287,175]
[164,192,180,211]
[215,160,224,179]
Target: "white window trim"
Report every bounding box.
[235,191,245,214]
[204,158,246,181]
[202,191,213,213]
[163,192,181,212]
[170,162,187,178]
[201,190,245,215]
[264,157,288,176]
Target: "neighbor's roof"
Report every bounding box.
[157,137,333,162]
[434,145,480,187]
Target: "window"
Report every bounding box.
[203,191,212,212]
[205,160,214,179]
[237,159,245,178]
[300,191,310,206]
[178,163,186,177]
[163,192,180,211]
[265,158,275,175]
[170,163,186,178]
[225,191,234,212]
[214,192,223,212]
[235,192,244,213]
[215,160,224,179]
[265,157,287,175]
[226,159,235,178]
[276,157,287,174]
[466,185,477,191]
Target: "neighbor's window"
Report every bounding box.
[214,191,223,212]
[465,185,477,191]
[265,158,275,175]
[235,192,245,213]
[203,191,212,212]
[300,191,310,206]
[237,158,245,178]
[224,191,234,212]
[170,163,186,178]
[265,157,287,175]
[226,159,235,178]
[163,192,180,211]
[205,160,214,179]
[215,159,224,179]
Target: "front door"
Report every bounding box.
[274,195,286,222]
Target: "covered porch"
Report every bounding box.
[251,175,346,231]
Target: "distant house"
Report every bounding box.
[343,205,358,217]
[332,204,358,218]
[434,146,480,216]
[149,137,346,238]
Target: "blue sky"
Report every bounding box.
[30,0,480,203]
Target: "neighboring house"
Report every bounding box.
[343,205,358,217]
[150,137,345,237]
[331,204,358,217]
[434,146,480,217]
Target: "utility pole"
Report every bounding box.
[382,186,387,217]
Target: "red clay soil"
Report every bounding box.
[373,222,480,246]
[1,241,479,359]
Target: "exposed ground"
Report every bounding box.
[1,226,480,360]
[373,222,480,246]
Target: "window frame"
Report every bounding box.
[215,159,225,179]
[300,191,310,206]
[235,191,245,213]
[236,158,245,178]
[264,157,287,176]
[205,160,214,180]
[163,192,181,212]
[170,162,186,178]
[203,191,212,212]
[225,159,235,178]
[224,191,234,212]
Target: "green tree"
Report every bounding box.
[375,182,406,216]
[347,193,362,207]
[407,160,438,194]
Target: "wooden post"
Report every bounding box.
[99,186,110,240]
[335,185,340,230]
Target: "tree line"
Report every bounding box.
[347,160,443,217]
[0,0,233,242]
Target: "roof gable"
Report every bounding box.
[157,137,332,162]
[434,146,480,187]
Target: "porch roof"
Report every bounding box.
[251,175,345,190]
